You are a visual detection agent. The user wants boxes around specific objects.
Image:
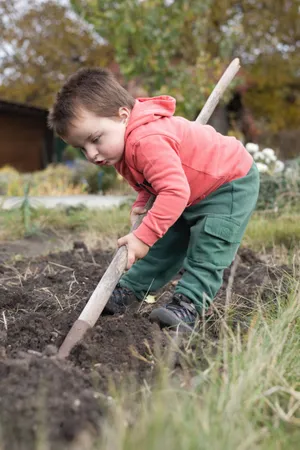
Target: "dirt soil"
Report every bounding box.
[0,242,292,449]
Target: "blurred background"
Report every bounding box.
[0,0,299,201]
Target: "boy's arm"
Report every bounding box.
[132,186,151,210]
[132,135,190,247]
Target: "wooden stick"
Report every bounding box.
[57,58,241,358]
[196,58,240,124]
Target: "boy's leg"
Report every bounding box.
[119,216,190,299]
[178,163,260,311]
[177,216,241,311]
[150,162,260,327]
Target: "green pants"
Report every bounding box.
[120,162,260,313]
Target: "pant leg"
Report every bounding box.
[176,162,260,312]
[120,216,190,299]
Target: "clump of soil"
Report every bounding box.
[0,243,293,449]
[70,315,163,385]
[0,356,106,450]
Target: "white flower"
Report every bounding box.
[262,148,275,157]
[256,162,269,173]
[274,160,285,173]
[262,148,277,161]
[253,151,266,161]
[246,143,259,154]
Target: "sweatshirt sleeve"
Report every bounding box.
[132,135,190,246]
[132,187,151,210]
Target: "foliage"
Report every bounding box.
[71,0,226,119]
[256,165,300,211]
[62,146,84,162]
[0,0,113,108]
[202,0,299,134]
[244,143,300,211]
[0,0,297,134]
[244,53,299,134]
[71,0,299,130]
[245,142,285,175]
[71,160,118,193]
[0,162,122,196]
[0,165,19,196]
[0,164,87,196]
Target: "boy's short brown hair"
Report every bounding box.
[48,68,135,137]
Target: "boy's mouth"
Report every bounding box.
[95,160,107,166]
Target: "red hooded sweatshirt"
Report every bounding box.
[115,96,253,247]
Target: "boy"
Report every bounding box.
[48,68,260,332]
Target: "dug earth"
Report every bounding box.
[0,242,290,449]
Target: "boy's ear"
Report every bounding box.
[119,107,131,123]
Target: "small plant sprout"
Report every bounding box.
[10,182,39,236]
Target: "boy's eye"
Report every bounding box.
[92,136,100,143]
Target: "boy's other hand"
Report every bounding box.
[118,232,149,269]
[130,207,147,228]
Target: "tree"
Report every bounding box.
[72,0,299,132]
[0,0,114,108]
[71,0,225,119]
[206,0,299,133]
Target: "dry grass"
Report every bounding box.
[0,165,87,196]
[97,276,300,450]
[0,203,131,242]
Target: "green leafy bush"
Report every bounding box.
[245,143,300,211]
[71,160,118,194]
[257,161,300,211]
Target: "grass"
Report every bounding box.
[0,203,131,243]
[98,281,300,450]
[1,204,300,255]
[244,210,300,251]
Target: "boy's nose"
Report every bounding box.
[85,144,98,161]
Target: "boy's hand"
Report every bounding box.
[118,232,149,269]
[130,206,147,228]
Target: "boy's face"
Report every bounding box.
[63,107,130,166]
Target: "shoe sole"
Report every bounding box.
[149,307,194,333]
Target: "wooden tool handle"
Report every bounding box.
[131,195,156,230]
[196,58,240,124]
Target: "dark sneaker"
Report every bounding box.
[149,294,198,332]
[104,283,139,314]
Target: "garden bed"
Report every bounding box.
[0,243,291,449]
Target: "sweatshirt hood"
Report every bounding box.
[125,96,176,140]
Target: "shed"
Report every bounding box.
[0,99,54,172]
